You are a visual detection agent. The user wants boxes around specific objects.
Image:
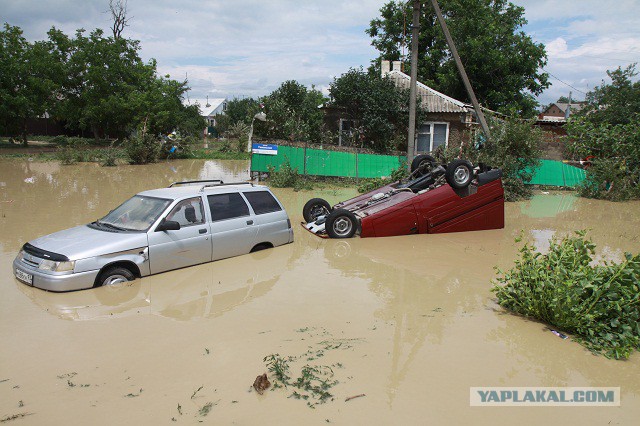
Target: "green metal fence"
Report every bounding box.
[251,145,406,179]
[251,145,586,187]
[526,159,586,187]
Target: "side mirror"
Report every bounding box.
[156,219,181,232]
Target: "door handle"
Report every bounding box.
[246,220,254,225]
[199,228,207,234]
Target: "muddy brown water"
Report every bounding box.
[0,159,639,425]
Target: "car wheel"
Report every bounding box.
[326,209,359,239]
[303,198,332,223]
[445,159,474,189]
[411,154,436,177]
[95,266,135,288]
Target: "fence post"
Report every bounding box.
[355,150,359,181]
[303,143,307,175]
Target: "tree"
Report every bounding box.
[46,26,202,139]
[260,80,326,143]
[108,0,130,39]
[213,97,261,136]
[329,67,411,152]
[566,65,640,200]
[366,0,549,117]
[0,24,58,144]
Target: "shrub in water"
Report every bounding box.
[492,231,640,359]
[125,134,161,164]
[357,166,409,193]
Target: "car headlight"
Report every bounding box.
[39,259,75,272]
[16,250,25,262]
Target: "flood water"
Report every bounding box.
[1,158,639,425]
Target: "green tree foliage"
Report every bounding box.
[566,65,640,200]
[328,67,411,152]
[434,116,543,201]
[366,0,549,117]
[1,23,203,144]
[213,97,261,136]
[0,24,58,144]
[260,80,326,143]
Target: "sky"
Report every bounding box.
[2,0,639,108]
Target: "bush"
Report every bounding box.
[124,133,161,164]
[567,118,640,201]
[267,159,313,191]
[357,166,408,193]
[492,231,640,360]
[433,117,543,201]
[217,139,232,152]
[100,143,119,167]
[577,158,640,201]
[55,138,89,165]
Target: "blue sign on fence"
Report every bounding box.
[252,143,278,155]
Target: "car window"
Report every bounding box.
[165,197,205,227]
[208,193,250,221]
[243,191,282,215]
[100,195,171,231]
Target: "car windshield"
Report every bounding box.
[98,195,172,231]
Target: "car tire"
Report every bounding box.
[95,266,135,288]
[445,159,474,189]
[410,154,436,176]
[326,209,359,239]
[303,198,332,223]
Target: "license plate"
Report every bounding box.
[15,268,33,285]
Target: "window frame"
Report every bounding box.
[164,196,206,228]
[242,191,283,215]
[415,121,450,153]
[207,192,251,223]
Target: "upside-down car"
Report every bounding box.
[302,155,504,239]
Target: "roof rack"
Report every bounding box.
[200,182,254,192]
[169,179,224,188]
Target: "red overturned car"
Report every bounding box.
[301,155,504,238]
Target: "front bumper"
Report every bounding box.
[13,257,99,292]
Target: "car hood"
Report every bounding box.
[28,225,148,260]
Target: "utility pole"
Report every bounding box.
[429,0,491,141]
[407,0,421,168]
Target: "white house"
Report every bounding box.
[186,98,227,132]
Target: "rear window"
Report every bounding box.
[208,193,250,221]
[243,191,282,215]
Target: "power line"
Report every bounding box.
[543,69,588,95]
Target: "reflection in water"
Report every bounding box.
[20,244,296,322]
[521,192,576,218]
[322,233,509,405]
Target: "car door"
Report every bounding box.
[147,196,212,274]
[207,192,257,260]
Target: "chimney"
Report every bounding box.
[392,60,402,72]
[381,60,391,77]
[565,91,572,119]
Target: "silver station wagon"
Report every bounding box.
[13,180,293,292]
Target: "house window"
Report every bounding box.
[416,122,449,153]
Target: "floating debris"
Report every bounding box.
[252,373,270,395]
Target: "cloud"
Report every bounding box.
[2,0,638,106]
[1,0,382,98]
[511,0,640,104]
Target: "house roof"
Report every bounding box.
[546,102,585,114]
[185,98,227,117]
[386,70,472,114]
